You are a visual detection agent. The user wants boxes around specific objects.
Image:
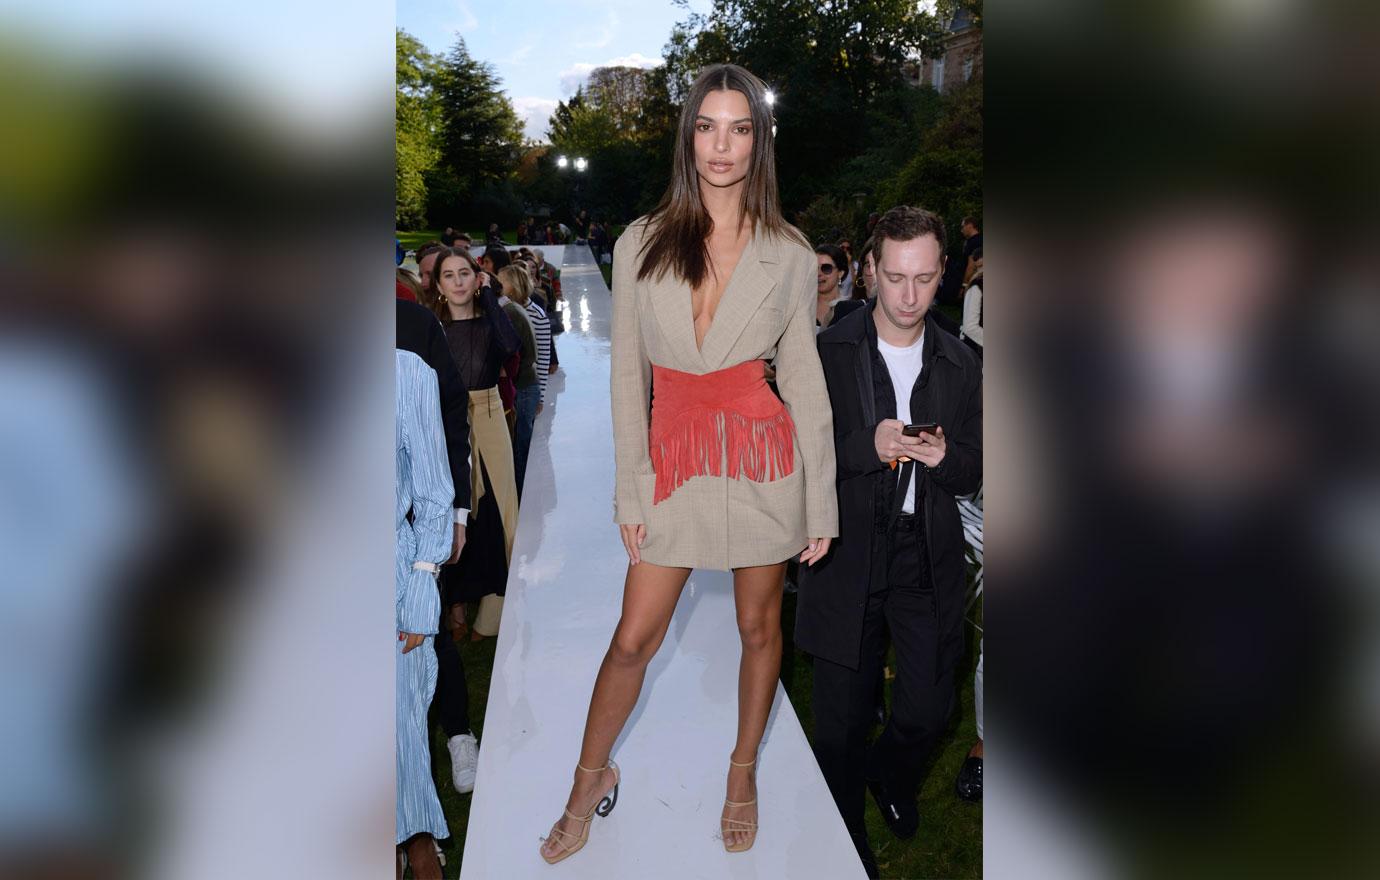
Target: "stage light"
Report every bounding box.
[556,155,568,168]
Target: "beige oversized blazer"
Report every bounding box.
[610,216,839,570]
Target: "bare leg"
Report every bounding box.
[540,560,691,860]
[723,561,787,848]
[402,834,441,880]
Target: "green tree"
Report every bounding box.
[657,0,950,214]
[876,80,983,246]
[428,37,525,226]
[396,29,442,228]
[545,64,678,222]
[796,194,859,245]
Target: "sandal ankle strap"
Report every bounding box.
[575,761,608,773]
[728,756,756,768]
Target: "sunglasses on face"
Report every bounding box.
[819,264,837,274]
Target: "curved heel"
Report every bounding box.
[595,782,618,817]
[542,760,620,865]
[595,760,620,817]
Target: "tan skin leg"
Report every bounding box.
[540,560,691,861]
[401,833,442,880]
[723,561,787,848]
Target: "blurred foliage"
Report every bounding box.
[797,194,860,246]
[877,79,984,248]
[397,3,982,246]
[628,0,979,229]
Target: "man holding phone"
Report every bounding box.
[797,206,982,877]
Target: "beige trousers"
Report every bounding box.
[468,386,517,636]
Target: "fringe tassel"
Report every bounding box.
[650,406,795,505]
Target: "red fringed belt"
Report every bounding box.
[648,360,796,505]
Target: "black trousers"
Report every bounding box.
[433,605,472,738]
[811,514,958,839]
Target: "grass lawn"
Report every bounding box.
[397,230,521,252]
[398,230,440,252]
[423,593,982,879]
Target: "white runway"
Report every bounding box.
[458,245,866,879]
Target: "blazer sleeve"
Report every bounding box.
[424,317,473,513]
[773,247,840,538]
[929,359,983,497]
[609,228,652,525]
[481,284,521,360]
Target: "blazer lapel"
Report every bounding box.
[646,262,704,372]
[699,228,780,371]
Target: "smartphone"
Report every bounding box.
[902,422,939,437]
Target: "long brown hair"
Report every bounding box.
[637,63,805,288]
[427,247,486,322]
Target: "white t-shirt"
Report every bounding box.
[877,330,925,514]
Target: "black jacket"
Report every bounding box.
[396,299,473,512]
[796,301,982,672]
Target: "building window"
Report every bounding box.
[963,55,974,82]
[932,57,945,91]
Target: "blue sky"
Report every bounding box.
[398,0,712,143]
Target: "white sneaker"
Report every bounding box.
[448,733,478,794]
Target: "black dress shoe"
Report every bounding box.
[955,755,983,802]
[866,774,918,840]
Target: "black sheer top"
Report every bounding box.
[441,284,521,391]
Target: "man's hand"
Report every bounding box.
[448,522,467,564]
[476,270,491,290]
[619,523,646,565]
[875,419,924,464]
[799,537,833,566]
[398,631,425,654]
[875,419,945,467]
[910,426,947,469]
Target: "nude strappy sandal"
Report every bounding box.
[540,760,620,865]
[721,756,759,853]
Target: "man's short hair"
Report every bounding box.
[415,241,446,269]
[872,206,947,264]
[961,215,980,230]
[455,232,472,244]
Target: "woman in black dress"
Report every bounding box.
[428,247,522,639]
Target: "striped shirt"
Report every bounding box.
[395,349,453,635]
[525,301,552,404]
[395,348,453,845]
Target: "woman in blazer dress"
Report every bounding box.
[540,64,839,864]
